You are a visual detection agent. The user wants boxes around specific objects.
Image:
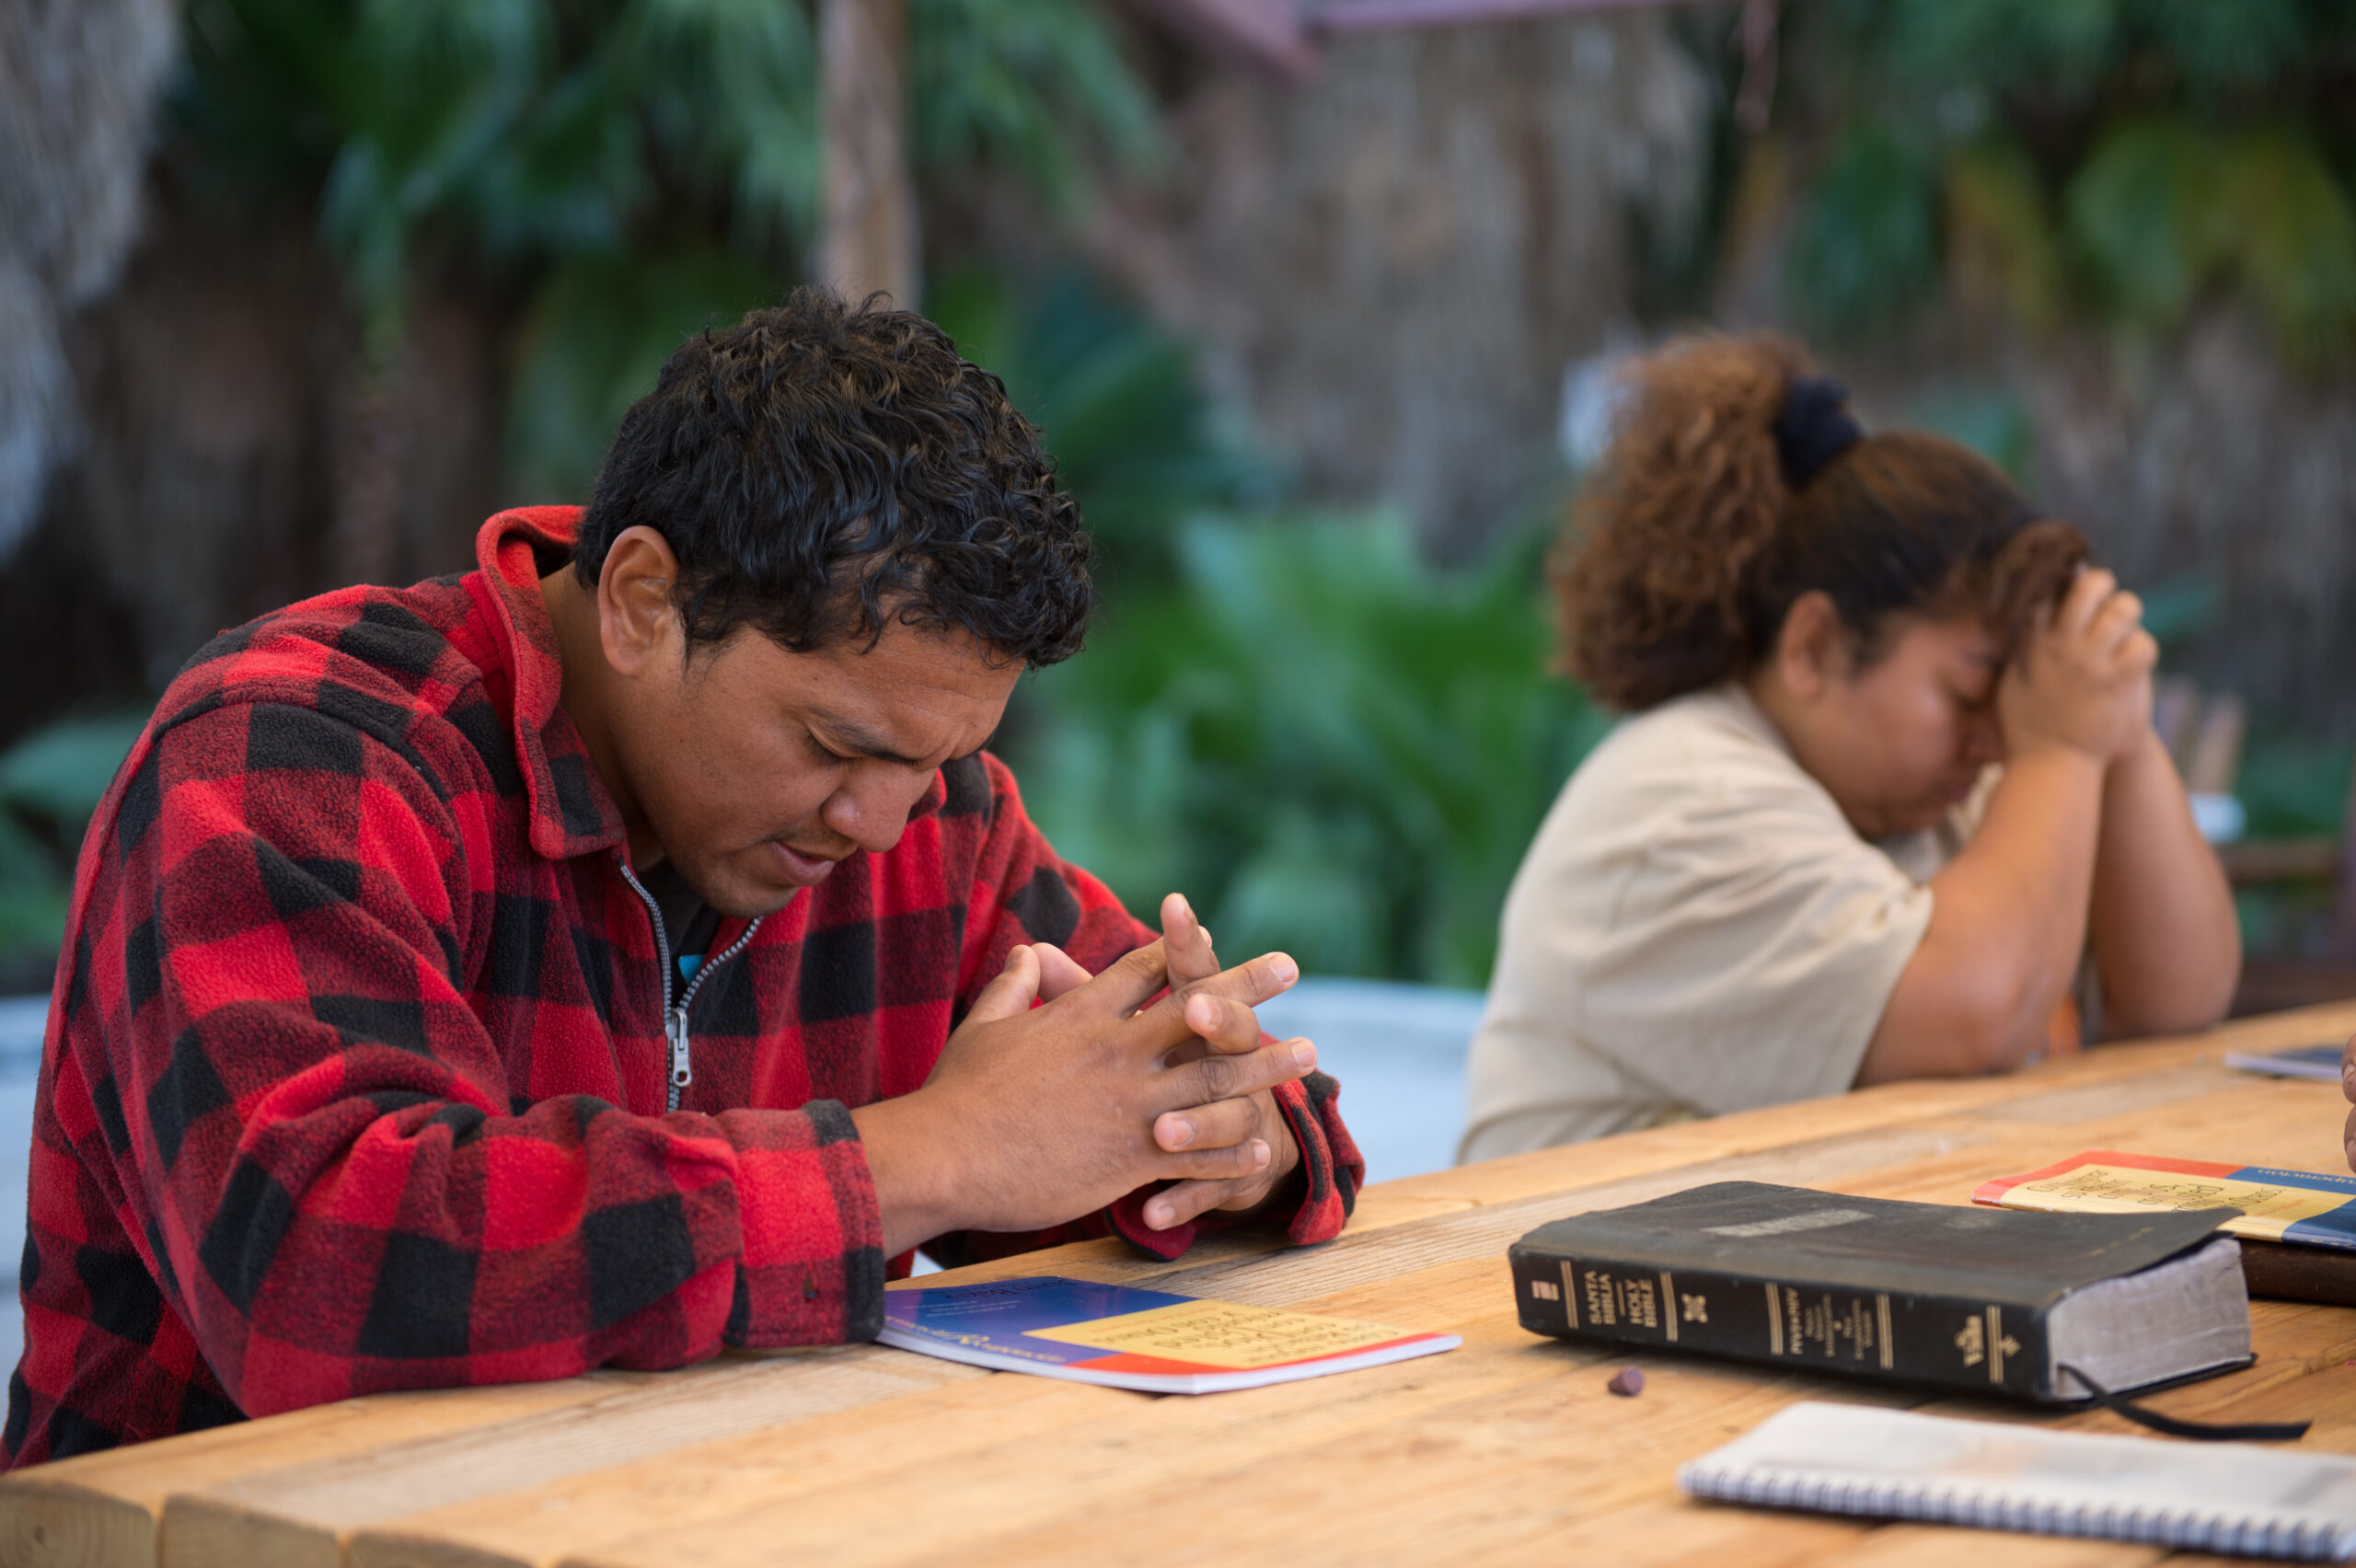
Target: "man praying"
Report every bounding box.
[7,291,1359,1464]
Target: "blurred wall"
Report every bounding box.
[2028,313,2356,733]
[1086,11,1709,559]
[3,186,504,743]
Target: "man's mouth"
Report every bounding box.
[768,840,846,883]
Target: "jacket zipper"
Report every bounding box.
[617,859,766,1113]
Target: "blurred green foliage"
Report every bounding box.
[925,270,1278,582]
[921,282,1604,987]
[908,0,1161,213]
[1786,124,1944,339]
[178,0,1162,479]
[1006,515,1608,986]
[2239,733,2354,843]
[504,246,780,501]
[0,716,148,993]
[1899,383,2034,480]
[1783,0,2356,364]
[2230,731,2352,958]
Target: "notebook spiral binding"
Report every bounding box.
[1678,1463,2350,1561]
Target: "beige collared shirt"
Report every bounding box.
[1459,684,1990,1162]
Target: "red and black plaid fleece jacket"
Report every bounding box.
[6,506,1361,1466]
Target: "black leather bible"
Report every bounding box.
[1510,1182,2249,1402]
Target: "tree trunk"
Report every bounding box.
[820,0,919,311]
[329,348,409,588]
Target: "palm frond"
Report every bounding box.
[1944,135,2063,334]
[2063,117,2230,330]
[505,247,780,502]
[1786,123,1943,340]
[909,0,1162,213]
[2221,127,2356,363]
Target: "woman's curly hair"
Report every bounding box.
[1553,332,2086,710]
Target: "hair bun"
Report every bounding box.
[1773,376,1863,489]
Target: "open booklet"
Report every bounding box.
[2224,1043,2346,1080]
[880,1275,1461,1394]
[1974,1149,2356,1305]
[1977,1150,2356,1251]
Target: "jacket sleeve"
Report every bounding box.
[74,700,880,1416]
[920,754,1363,1273]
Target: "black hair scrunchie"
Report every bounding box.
[1773,375,1864,489]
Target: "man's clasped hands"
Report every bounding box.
[850,893,1314,1257]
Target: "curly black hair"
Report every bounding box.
[575,288,1092,667]
[1555,332,2085,710]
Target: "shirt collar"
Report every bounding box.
[473,506,629,861]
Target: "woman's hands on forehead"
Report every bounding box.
[1998,567,2157,766]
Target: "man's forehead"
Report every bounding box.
[739,618,1021,753]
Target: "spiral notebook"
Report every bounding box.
[1680,1402,2356,1560]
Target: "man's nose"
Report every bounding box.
[821,771,921,856]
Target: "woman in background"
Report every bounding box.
[1459,333,2238,1161]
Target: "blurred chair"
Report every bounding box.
[2158,678,2248,842]
[1253,978,1483,1181]
[2171,674,2356,1015]
[2223,810,2356,1015]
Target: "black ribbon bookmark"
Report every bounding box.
[2057,1364,2311,1443]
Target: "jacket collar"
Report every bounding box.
[474,506,629,862]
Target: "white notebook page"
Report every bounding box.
[1680,1401,2356,1561]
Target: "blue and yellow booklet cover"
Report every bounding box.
[879,1275,1461,1393]
[1977,1150,2356,1250]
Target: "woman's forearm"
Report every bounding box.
[2088,727,2241,1033]
[1859,745,2106,1083]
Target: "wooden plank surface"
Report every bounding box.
[4,1000,2350,1568]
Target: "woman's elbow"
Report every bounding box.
[1959,997,2038,1076]
[1862,974,2032,1083]
[2107,948,2242,1038]
[1946,963,2065,1075]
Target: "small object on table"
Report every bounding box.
[1606,1366,1644,1397]
[2225,1042,2347,1081]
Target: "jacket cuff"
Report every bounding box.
[1104,1070,1364,1257]
[1271,1070,1361,1244]
[722,1099,887,1345]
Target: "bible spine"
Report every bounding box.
[1508,1243,2058,1401]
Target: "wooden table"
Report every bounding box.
[9,1001,2356,1568]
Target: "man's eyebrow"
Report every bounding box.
[811,714,929,767]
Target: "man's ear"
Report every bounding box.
[595,526,684,677]
[1774,591,1850,701]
